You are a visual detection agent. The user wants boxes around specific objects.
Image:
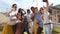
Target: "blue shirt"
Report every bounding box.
[35,12,43,28]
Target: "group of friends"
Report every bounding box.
[2,1,53,34]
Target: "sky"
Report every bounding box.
[0,0,60,13]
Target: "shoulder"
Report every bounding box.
[36,12,41,16]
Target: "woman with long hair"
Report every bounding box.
[2,4,17,34]
[15,8,23,34]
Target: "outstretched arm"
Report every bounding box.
[46,0,49,12]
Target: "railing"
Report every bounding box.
[53,23,60,34]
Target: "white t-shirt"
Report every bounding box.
[25,13,32,22]
[9,11,17,19]
[43,11,50,24]
[8,10,18,25]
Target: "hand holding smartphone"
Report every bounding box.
[43,0,47,2]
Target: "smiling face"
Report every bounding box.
[12,4,17,10]
[27,9,30,14]
[31,7,35,13]
[39,7,44,14]
[16,13,21,20]
[14,5,17,8]
[34,7,38,14]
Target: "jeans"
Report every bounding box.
[22,22,29,34]
[37,27,43,34]
[43,24,52,34]
[51,24,53,34]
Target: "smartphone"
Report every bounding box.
[43,0,47,2]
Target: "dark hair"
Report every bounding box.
[18,9,24,20]
[31,7,35,13]
[27,9,30,13]
[35,7,38,9]
[18,8,22,13]
[31,7,34,10]
[12,4,17,8]
[40,7,44,11]
[27,9,30,11]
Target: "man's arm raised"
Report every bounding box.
[46,0,49,11]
